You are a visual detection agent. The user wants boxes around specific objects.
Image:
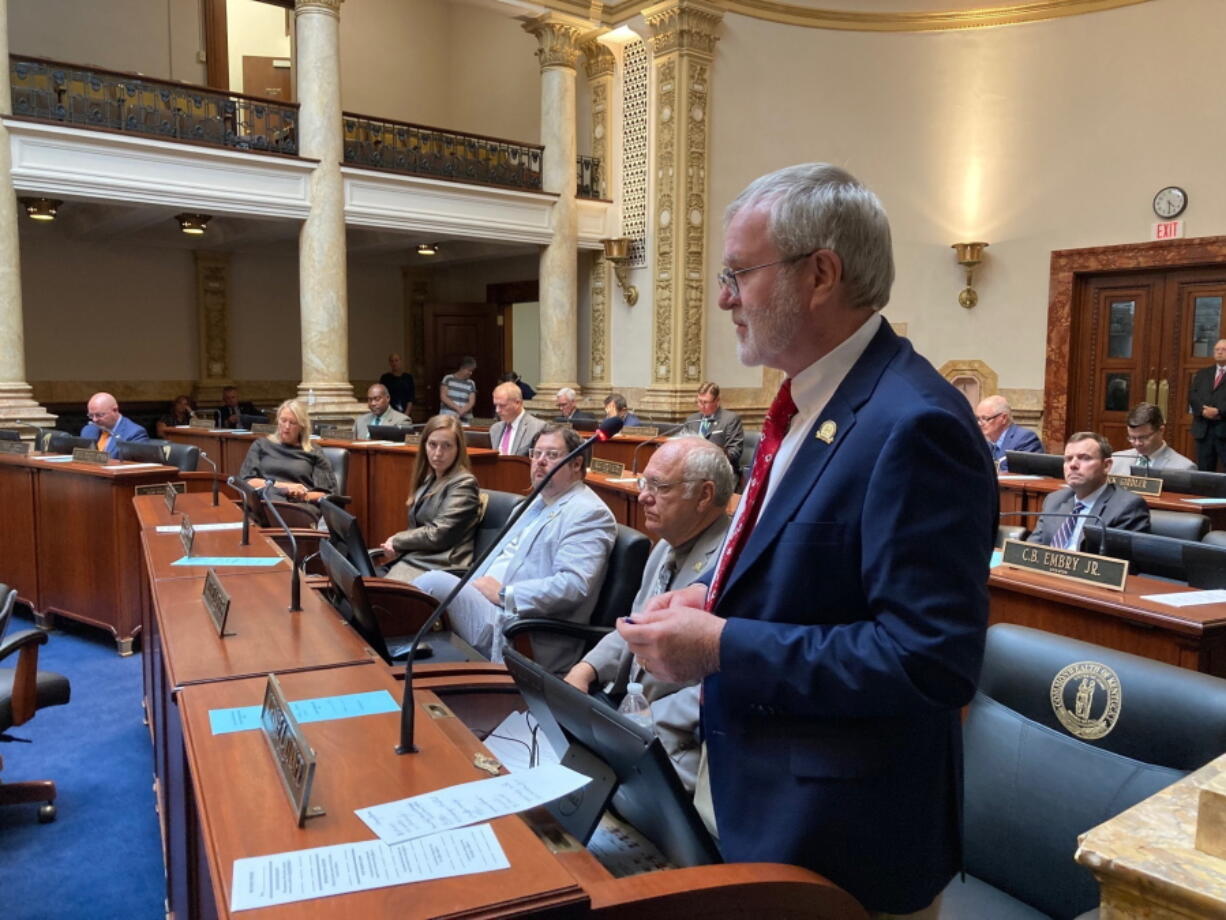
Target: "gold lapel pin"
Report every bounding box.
[816,420,837,443]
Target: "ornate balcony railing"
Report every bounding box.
[9,55,298,155]
[576,155,602,200]
[343,112,542,192]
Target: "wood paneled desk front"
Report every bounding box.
[997,473,1226,529]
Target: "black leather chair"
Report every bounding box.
[1148,508,1210,542]
[0,429,19,441]
[321,445,349,497]
[1204,530,1226,548]
[940,624,1226,920]
[464,430,491,451]
[0,586,72,823]
[1005,451,1065,478]
[164,441,201,472]
[45,430,95,453]
[473,489,521,561]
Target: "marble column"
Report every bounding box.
[294,0,363,420]
[523,13,589,397]
[640,0,722,420]
[582,38,615,394]
[0,0,54,429]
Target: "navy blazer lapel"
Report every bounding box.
[721,321,903,597]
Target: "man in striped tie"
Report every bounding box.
[1027,432,1151,550]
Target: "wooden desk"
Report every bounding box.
[593,433,662,473]
[990,563,1226,677]
[0,452,179,653]
[998,474,1226,529]
[586,470,645,532]
[164,426,258,480]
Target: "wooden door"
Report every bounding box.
[1070,267,1226,458]
[423,303,503,418]
[241,55,293,101]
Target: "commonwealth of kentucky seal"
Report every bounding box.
[1049,660,1122,740]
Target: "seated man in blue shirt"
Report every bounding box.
[81,391,149,457]
[976,394,1042,469]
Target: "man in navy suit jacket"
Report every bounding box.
[618,164,997,916]
[80,391,149,458]
[975,394,1043,469]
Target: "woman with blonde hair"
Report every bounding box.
[381,414,480,582]
[238,399,337,517]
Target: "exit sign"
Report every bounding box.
[1153,220,1184,240]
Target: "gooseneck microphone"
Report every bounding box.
[258,484,302,613]
[198,450,221,506]
[395,415,625,754]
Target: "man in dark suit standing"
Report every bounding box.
[685,382,744,467]
[1027,431,1150,549]
[1189,339,1226,471]
[618,164,997,917]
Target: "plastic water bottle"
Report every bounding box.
[618,682,654,732]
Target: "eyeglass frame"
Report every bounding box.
[636,476,701,496]
[716,249,819,298]
[975,411,1004,425]
[528,448,568,462]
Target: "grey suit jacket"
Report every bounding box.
[493,482,616,673]
[1111,444,1197,472]
[1027,482,1151,548]
[387,469,480,573]
[580,513,730,792]
[355,407,411,439]
[489,412,547,456]
[685,406,745,467]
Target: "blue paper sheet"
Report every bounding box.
[990,550,1003,569]
[1182,498,1226,505]
[209,690,400,735]
[170,556,283,567]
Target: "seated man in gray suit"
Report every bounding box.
[1027,431,1150,550]
[564,436,734,792]
[355,383,411,439]
[489,381,546,456]
[554,387,595,423]
[684,381,745,467]
[414,424,616,673]
[1111,402,1196,472]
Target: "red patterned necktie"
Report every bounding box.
[705,379,798,610]
[1215,366,1225,389]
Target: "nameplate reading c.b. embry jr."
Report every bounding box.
[1000,539,1128,591]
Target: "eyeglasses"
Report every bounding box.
[636,477,698,495]
[87,410,112,420]
[975,412,1004,425]
[716,249,818,298]
[529,448,566,462]
[1126,429,1158,444]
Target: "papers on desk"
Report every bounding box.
[155,522,244,534]
[229,824,509,912]
[32,454,74,462]
[605,477,639,484]
[356,762,591,846]
[479,710,560,772]
[106,462,163,470]
[1182,497,1226,506]
[998,474,1044,480]
[366,439,400,446]
[209,690,400,735]
[1141,589,1226,608]
[170,555,283,567]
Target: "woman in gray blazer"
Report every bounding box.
[380,415,481,582]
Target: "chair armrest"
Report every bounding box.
[326,494,352,508]
[503,618,614,647]
[0,628,49,726]
[363,578,441,636]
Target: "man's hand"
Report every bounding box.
[472,576,503,606]
[1204,405,1220,420]
[641,582,708,614]
[564,662,597,692]
[616,602,724,684]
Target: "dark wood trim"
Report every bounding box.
[486,280,539,305]
[202,0,229,90]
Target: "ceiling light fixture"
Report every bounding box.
[176,213,211,235]
[20,197,61,221]
[416,243,439,256]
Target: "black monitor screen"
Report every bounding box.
[503,648,721,869]
[319,498,378,577]
[1142,467,1226,499]
[0,429,19,441]
[47,432,97,453]
[464,430,491,450]
[1183,543,1226,590]
[367,424,413,442]
[240,413,268,430]
[1005,451,1064,478]
[116,440,170,464]
[1091,526,1190,583]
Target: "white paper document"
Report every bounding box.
[154,522,244,534]
[229,823,509,912]
[1141,589,1226,607]
[355,763,590,846]
[479,710,561,773]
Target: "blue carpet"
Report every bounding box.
[1,612,164,920]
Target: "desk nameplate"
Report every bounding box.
[189,417,216,429]
[621,426,659,438]
[1109,473,1163,497]
[135,480,185,497]
[180,515,195,559]
[202,568,233,637]
[404,433,421,446]
[250,423,277,436]
[260,673,324,827]
[164,481,179,515]
[320,425,355,440]
[0,439,30,455]
[72,447,110,466]
[1000,538,1128,592]
[591,458,625,478]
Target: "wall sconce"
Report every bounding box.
[951,241,988,308]
[176,213,211,235]
[601,237,638,306]
[416,242,439,256]
[20,197,61,221]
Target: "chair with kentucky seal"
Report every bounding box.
[940,623,1226,920]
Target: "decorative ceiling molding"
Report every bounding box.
[558,0,1152,32]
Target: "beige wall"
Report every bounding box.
[707,0,1226,391]
[444,4,541,143]
[226,0,291,96]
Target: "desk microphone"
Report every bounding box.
[998,509,1107,554]
[395,415,625,754]
[259,485,302,613]
[629,420,693,475]
[226,475,257,546]
[198,450,221,506]
[3,421,47,449]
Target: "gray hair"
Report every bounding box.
[556,387,577,401]
[726,163,895,311]
[674,436,736,505]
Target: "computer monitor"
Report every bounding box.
[464,430,491,450]
[1182,543,1226,590]
[0,429,19,441]
[46,431,97,454]
[319,540,393,663]
[366,423,413,442]
[502,647,722,869]
[319,497,381,577]
[1005,451,1064,478]
[240,413,269,430]
[1090,526,1190,583]
[116,440,170,464]
[1138,467,1226,498]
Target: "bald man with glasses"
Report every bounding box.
[975,395,1042,469]
[81,392,149,457]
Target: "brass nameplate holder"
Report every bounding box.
[72,447,110,466]
[320,425,355,440]
[189,417,216,429]
[260,673,324,826]
[1108,473,1163,497]
[164,481,179,515]
[135,481,185,497]
[621,425,659,438]
[404,433,422,446]
[202,568,233,637]
[590,458,625,477]
[250,423,277,435]
[179,514,195,558]
[1000,539,1128,592]
[0,439,30,455]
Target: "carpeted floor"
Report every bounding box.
[1,610,165,920]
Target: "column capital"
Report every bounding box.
[521,13,589,70]
[642,0,723,58]
[295,0,343,16]
[580,36,616,81]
